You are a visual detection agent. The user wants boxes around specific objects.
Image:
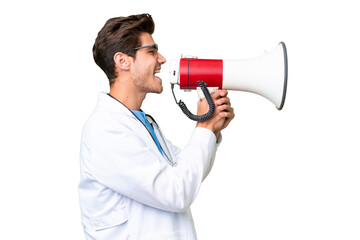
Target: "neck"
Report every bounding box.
[109,81,146,111]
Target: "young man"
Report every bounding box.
[78,14,234,240]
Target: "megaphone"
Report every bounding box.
[169,42,288,121]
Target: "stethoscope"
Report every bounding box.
[146,114,177,167]
[107,93,176,166]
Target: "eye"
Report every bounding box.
[148,49,158,56]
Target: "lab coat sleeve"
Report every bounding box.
[165,129,222,181]
[86,120,217,213]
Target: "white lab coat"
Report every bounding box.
[78,92,221,240]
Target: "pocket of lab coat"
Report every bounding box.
[88,207,128,231]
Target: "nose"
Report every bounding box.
[157,52,166,64]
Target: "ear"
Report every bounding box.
[114,52,131,71]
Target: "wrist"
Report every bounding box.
[214,130,221,139]
[196,122,220,139]
[196,122,215,133]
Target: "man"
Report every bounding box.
[78,13,234,240]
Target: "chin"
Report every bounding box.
[148,76,163,93]
[153,86,163,94]
[155,79,163,93]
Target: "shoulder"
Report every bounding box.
[82,108,134,138]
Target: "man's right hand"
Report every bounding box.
[196,90,235,139]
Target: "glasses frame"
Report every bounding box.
[133,43,158,51]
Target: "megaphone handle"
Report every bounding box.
[177,81,215,122]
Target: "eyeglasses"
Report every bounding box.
[133,43,158,51]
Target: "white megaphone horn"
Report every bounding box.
[169,42,288,121]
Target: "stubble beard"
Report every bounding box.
[132,67,163,94]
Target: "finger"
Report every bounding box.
[219,107,234,117]
[219,111,233,118]
[217,104,231,112]
[216,97,231,106]
[219,89,228,97]
[218,106,234,117]
[211,89,228,100]
[222,113,234,128]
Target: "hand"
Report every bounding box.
[196,90,235,139]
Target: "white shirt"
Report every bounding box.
[78,92,220,240]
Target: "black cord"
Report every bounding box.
[171,81,215,121]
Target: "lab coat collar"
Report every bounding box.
[96,91,136,118]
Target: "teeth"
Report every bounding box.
[154,69,160,74]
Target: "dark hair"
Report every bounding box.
[92,14,155,85]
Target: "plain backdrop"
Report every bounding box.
[0,0,359,239]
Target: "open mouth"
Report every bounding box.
[154,69,161,79]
